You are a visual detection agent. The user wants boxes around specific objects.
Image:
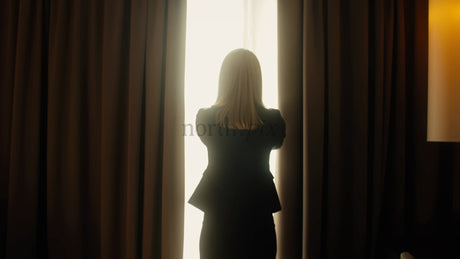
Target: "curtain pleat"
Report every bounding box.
[276,1,305,258]
[278,0,460,258]
[2,1,48,258]
[0,0,186,258]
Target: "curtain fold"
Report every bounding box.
[0,0,186,258]
[277,0,460,258]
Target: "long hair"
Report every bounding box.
[214,49,264,129]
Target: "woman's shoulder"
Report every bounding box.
[196,106,220,123]
[256,106,283,121]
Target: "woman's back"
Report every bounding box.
[189,105,285,215]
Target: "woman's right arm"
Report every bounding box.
[271,109,286,149]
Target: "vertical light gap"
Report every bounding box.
[244,0,250,48]
[183,1,277,258]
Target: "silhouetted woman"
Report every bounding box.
[188,49,285,259]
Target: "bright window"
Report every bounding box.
[183,1,278,258]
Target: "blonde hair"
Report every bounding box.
[214,49,264,129]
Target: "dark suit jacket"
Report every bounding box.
[188,105,286,214]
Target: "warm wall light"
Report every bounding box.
[427,0,460,142]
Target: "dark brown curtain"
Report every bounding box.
[0,0,186,258]
[277,0,460,258]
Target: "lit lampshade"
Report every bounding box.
[427,0,460,142]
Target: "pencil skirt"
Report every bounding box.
[199,212,277,259]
